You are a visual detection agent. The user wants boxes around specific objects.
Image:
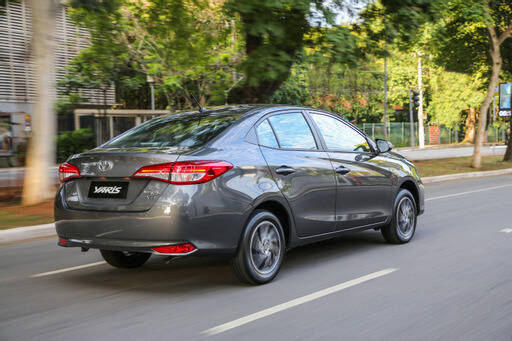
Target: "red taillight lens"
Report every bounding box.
[59,163,80,183]
[132,161,233,185]
[170,161,233,184]
[131,162,173,182]
[152,243,196,254]
[58,237,68,246]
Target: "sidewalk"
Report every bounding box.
[396,145,505,161]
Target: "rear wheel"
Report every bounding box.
[100,250,151,268]
[231,210,285,285]
[381,189,417,244]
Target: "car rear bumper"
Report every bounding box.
[54,183,253,256]
[57,236,199,256]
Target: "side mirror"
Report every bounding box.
[376,139,393,154]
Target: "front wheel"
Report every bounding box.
[381,189,417,244]
[100,250,151,269]
[231,210,285,285]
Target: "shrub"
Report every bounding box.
[56,128,95,163]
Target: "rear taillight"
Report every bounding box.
[131,162,173,182]
[152,243,196,254]
[59,163,81,183]
[132,161,233,185]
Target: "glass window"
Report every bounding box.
[103,112,242,149]
[256,120,279,148]
[267,113,317,150]
[311,113,370,152]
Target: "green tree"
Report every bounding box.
[432,0,512,168]
[67,0,238,109]
[227,0,437,104]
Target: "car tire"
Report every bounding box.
[381,189,417,244]
[100,250,151,269]
[231,210,285,285]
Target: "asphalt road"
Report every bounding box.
[1,175,512,340]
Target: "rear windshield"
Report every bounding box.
[103,112,242,149]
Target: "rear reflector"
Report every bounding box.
[152,243,196,254]
[58,163,81,183]
[132,161,233,185]
[58,237,68,246]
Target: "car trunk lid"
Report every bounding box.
[63,147,184,212]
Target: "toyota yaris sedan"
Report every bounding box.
[55,105,424,284]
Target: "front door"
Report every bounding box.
[308,112,393,230]
[256,111,337,237]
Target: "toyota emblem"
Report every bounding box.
[97,160,114,172]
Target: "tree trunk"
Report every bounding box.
[471,37,502,168]
[22,0,57,205]
[462,107,477,143]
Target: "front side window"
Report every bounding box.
[267,112,317,150]
[310,113,370,152]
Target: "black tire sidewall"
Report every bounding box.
[239,210,285,284]
[392,189,417,243]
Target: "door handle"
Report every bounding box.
[335,166,350,175]
[275,166,296,175]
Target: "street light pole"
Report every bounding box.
[408,89,415,147]
[147,74,155,111]
[417,52,425,148]
[383,52,388,139]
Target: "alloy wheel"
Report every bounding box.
[249,220,282,276]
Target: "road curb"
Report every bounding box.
[0,223,55,244]
[422,168,512,184]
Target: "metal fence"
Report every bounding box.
[358,122,507,148]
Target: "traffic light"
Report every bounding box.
[412,90,420,108]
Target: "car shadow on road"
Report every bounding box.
[56,230,398,293]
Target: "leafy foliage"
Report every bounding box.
[56,128,96,163]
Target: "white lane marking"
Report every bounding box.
[30,261,106,278]
[500,228,512,234]
[426,184,512,201]
[201,268,398,336]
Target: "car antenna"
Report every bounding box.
[190,94,206,114]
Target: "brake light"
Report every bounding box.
[152,243,196,254]
[59,163,81,183]
[132,161,233,185]
[131,162,173,182]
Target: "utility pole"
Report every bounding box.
[417,52,425,148]
[383,42,388,139]
[408,89,415,147]
[147,75,155,111]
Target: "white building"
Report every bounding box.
[0,1,115,146]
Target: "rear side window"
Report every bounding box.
[256,120,279,148]
[104,113,242,149]
[267,112,317,150]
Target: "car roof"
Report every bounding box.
[166,104,334,118]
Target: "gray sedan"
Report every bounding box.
[55,105,424,284]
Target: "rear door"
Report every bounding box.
[308,112,393,230]
[256,111,336,237]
